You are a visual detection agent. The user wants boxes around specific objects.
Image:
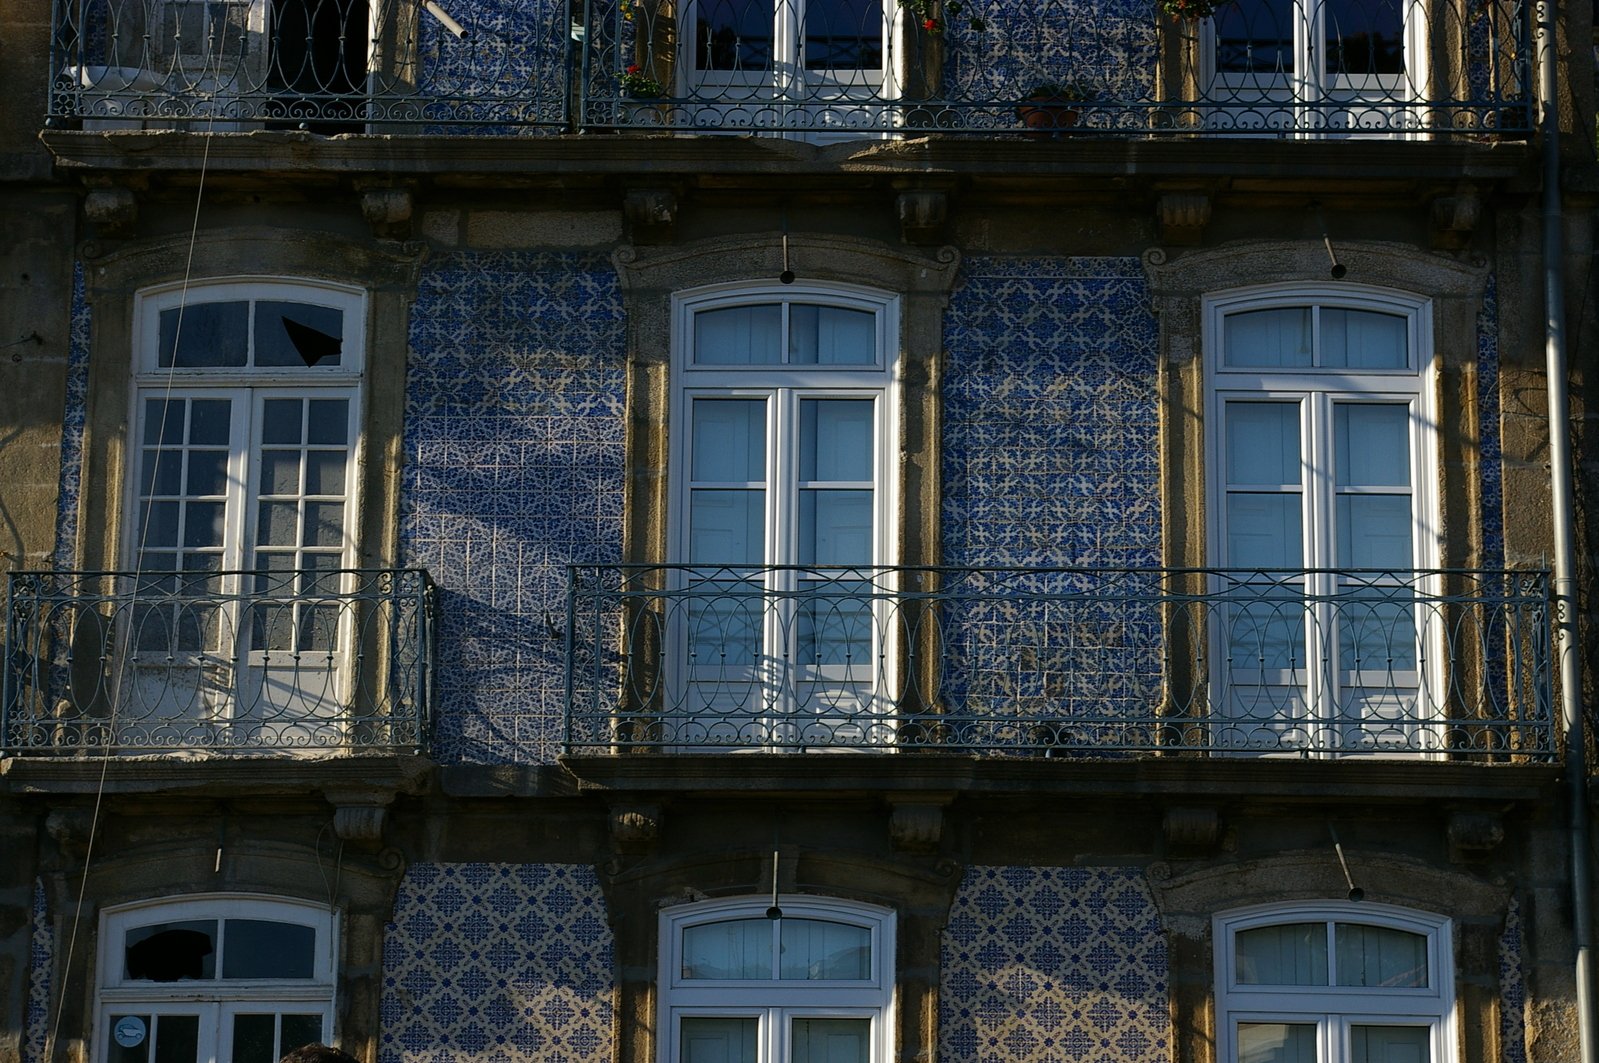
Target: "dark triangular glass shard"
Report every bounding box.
[281,316,342,367]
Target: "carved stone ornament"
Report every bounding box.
[623,189,679,241]
[1447,810,1504,854]
[1163,806,1220,848]
[84,186,139,237]
[888,800,947,852]
[359,186,415,239]
[46,808,95,862]
[609,803,662,849]
[897,190,949,244]
[325,789,396,846]
[1156,193,1211,246]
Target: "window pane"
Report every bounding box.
[257,300,344,367]
[790,306,876,364]
[280,1015,324,1053]
[780,918,871,979]
[1226,403,1301,485]
[1325,0,1405,77]
[1322,309,1408,369]
[108,1015,155,1063]
[152,1015,200,1063]
[801,400,873,481]
[306,400,349,445]
[681,1017,759,1063]
[124,921,217,980]
[1335,405,1410,487]
[1226,494,1303,568]
[690,490,765,565]
[1235,922,1328,985]
[805,0,883,69]
[1351,1025,1430,1063]
[1238,1023,1317,1063]
[185,449,230,497]
[189,400,234,446]
[262,400,304,445]
[799,490,873,566]
[797,580,873,666]
[221,919,317,978]
[159,302,248,368]
[1338,591,1418,671]
[232,1015,277,1063]
[1224,307,1311,368]
[693,400,767,482]
[682,918,771,978]
[1335,496,1412,568]
[1336,923,1428,987]
[792,1018,871,1063]
[695,305,782,364]
[305,451,348,496]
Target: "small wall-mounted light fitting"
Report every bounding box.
[766,849,783,919]
[779,234,795,285]
[1328,823,1363,901]
[423,0,469,39]
[1323,234,1347,279]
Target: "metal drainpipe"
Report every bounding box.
[1536,0,1596,1059]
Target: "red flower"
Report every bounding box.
[626,64,641,74]
[922,16,936,29]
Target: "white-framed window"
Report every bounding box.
[1214,902,1454,1063]
[1202,0,1426,135]
[659,896,895,1063]
[680,0,900,138]
[669,282,898,747]
[124,279,365,736]
[97,895,337,1063]
[1205,285,1440,752]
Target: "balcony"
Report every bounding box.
[2,568,435,756]
[563,565,1553,759]
[46,0,1531,138]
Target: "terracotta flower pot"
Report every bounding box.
[1016,95,1082,138]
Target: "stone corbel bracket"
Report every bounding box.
[887,794,954,853]
[1156,192,1212,247]
[1428,184,1481,251]
[1163,805,1221,850]
[609,801,663,855]
[357,184,416,241]
[46,807,95,863]
[1447,809,1504,861]
[83,181,140,238]
[623,188,680,243]
[896,190,950,245]
[325,789,397,848]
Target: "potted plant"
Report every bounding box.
[1016,81,1091,136]
[618,63,665,99]
[896,0,986,35]
[1158,0,1226,20]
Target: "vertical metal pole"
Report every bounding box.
[1536,2,1596,1060]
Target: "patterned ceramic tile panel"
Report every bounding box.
[380,863,615,1063]
[400,252,626,765]
[1499,894,1527,1063]
[938,258,1162,741]
[943,0,1157,114]
[24,879,51,1063]
[940,866,1171,1062]
[1477,275,1503,571]
[416,0,568,131]
[53,263,91,570]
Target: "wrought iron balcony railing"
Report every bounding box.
[564,565,1553,759]
[2,568,436,755]
[47,0,1530,136]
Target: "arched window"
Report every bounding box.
[658,896,895,1063]
[1203,284,1439,753]
[1214,902,1453,1063]
[667,283,899,748]
[97,895,337,1063]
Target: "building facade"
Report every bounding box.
[2,1,1596,1062]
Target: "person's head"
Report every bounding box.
[279,1044,359,1063]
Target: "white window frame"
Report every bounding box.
[659,896,895,1063]
[1203,284,1442,755]
[677,0,904,140]
[1214,902,1455,1063]
[96,894,338,1063]
[124,278,367,735]
[668,282,899,749]
[1200,0,1429,137]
